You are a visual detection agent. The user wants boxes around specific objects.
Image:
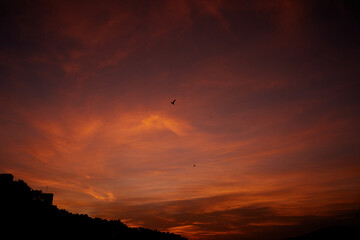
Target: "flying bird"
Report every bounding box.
[193,164,196,167]
[171,99,176,105]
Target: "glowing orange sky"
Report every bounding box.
[1,1,360,239]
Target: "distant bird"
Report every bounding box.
[193,164,196,167]
[171,99,176,105]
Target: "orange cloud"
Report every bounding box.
[138,114,193,136]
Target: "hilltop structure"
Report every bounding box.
[0,173,53,205]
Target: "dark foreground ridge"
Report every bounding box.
[0,173,187,240]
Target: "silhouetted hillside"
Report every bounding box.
[0,173,187,240]
[286,225,360,240]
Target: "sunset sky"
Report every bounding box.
[1,0,360,239]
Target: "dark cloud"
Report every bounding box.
[86,192,360,240]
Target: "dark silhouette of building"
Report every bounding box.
[0,173,13,183]
[0,173,187,240]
